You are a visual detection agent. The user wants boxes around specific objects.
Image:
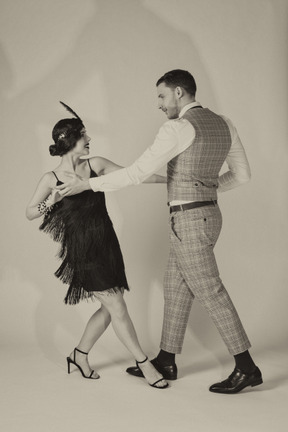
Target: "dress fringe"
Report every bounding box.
[39,187,129,305]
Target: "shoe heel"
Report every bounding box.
[66,349,98,379]
[251,378,263,387]
[67,357,71,374]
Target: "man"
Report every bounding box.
[58,70,262,394]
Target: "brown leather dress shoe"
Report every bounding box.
[209,367,263,394]
[126,357,178,380]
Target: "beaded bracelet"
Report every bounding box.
[37,198,54,216]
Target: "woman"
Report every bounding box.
[26,102,168,389]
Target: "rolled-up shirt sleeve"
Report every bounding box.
[217,116,251,193]
[89,119,195,192]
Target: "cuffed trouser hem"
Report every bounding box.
[159,342,182,355]
[160,340,252,357]
[227,342,252,356]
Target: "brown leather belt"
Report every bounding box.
[169,200,217,213]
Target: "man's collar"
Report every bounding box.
[179,101,201,118]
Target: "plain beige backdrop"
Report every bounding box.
[0,1,287,431]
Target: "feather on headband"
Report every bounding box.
[59,101,83,122]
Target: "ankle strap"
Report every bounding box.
[136,356,148,366]
[75,347,88,355]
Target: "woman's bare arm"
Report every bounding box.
[89,157,166,183]
[26,172,60,220]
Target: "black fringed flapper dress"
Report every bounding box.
[39,162,129,305]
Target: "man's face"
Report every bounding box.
[157,82,180,119]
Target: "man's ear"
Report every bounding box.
[175,86,184,99]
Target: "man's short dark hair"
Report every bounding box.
[156,69,197,96]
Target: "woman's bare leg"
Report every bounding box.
[77,305,111,351]
[69,305,111,378]
[97,290,167,388]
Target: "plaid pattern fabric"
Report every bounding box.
[160,205,251,355]
[168,108,232,202]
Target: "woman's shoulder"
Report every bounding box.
[40,171,59,187]
[88,156,107,176]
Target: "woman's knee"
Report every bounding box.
[99,292,128,319]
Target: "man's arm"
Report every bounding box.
[88,119,194,192]
[218,117,251,193]
[89,157,167,185]
[57,119,195,196]
[143,174,167,183]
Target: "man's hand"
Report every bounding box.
[56,172,91,196]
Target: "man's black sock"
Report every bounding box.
[157,349,176,366]
[234,350,256,374]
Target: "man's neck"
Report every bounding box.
[179,101,201,118]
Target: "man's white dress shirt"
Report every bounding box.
[89,102,251,204]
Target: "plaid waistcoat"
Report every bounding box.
[167,108,232,202]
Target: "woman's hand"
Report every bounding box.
[46,188,64,206]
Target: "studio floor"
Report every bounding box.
[1,344,287,432]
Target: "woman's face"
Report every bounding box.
[72,128,91,156]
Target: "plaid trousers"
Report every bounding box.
[160,204,251,356]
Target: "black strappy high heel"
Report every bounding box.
[136,357,169,389]
[66,348,100,379]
